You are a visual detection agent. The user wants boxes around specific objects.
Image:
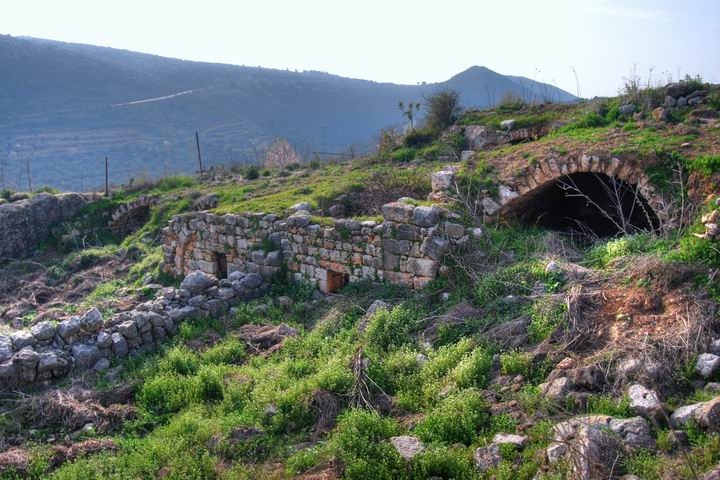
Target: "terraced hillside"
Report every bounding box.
[1,78,720,479]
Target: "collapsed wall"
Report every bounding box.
[162,201,474,292]
[0,270,267,390]
[0,192,99,260]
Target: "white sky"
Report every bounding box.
[2,0,718,97]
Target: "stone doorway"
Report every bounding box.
[324,270,348,293]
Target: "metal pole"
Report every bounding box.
[104,156,109,197]
[195,132,204,173]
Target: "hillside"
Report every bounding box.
[1,79,720,479]
[0,35,575,191]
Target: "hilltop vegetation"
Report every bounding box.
[2,77,720,479]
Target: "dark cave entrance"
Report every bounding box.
[509,172,660,237]
[216,253,228,279]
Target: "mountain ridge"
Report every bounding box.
[0,35,576,191]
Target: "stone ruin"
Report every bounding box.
[108,195,160,236]
[162,201,476,293]
[0,270,267,390]
[0,192,99,260]
[428,153,666,236]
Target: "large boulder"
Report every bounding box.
[180,271,219,295]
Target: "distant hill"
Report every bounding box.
[0,35,576,190]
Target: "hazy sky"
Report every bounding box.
[2,0,718,97]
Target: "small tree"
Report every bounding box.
[398,101,421,131]
[263,138,300,169]
[424,89,461,130]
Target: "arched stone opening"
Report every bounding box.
[505,172,660,237]
[108,205,151,237]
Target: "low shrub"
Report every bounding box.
[528,297,567,342]
[365,304,423,352]
[415,389,490,445]
[411,445,475,480]
[330,410,405,480]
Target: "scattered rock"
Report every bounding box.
[627,384,664,423]
[390,436,425,460]
[696,353,720,379]
[492,433,527,448]
[180,271,219,295]
[473,443,501,472]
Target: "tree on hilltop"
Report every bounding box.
[263,138,300,169]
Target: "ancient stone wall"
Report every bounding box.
[162,201,473,292]
[0,192,98,260]
[0,270,266,390]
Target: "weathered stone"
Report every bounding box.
[550,416,626,480]
[31,321,56,341]
[473,443,501,472]
[407,258,437,277]
[498,185,519,204]
[444,222,464,238]
[80,308,103,332]
[465,125,501,150]
[628,384,664,423]
[390,436,425,460]
[111,333,128,357]
[420,237,448,260]
[117,321,138,339]
[55,317,81,340]
[619,104,635,115]
[290,202,311,212]
[412,206,441,227]
[96,331,113,349]
[460,150,475,161]
[481,197,501,215]
[540,376,572,402]
[492,433,527,448]
[240,273,263,290]
[212,287,233,302]
[37,350,66,373]
[93,357,111,372]
[72,344,100,370]
[382,202,415,223]
[12,347,39,382]
[500,119,515,130]
[0,335,12,362]
[609,417,655,451]
[11,331,36,350]
[696,353,720,379]
[265,250,283,267]
[180,270,219,295]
